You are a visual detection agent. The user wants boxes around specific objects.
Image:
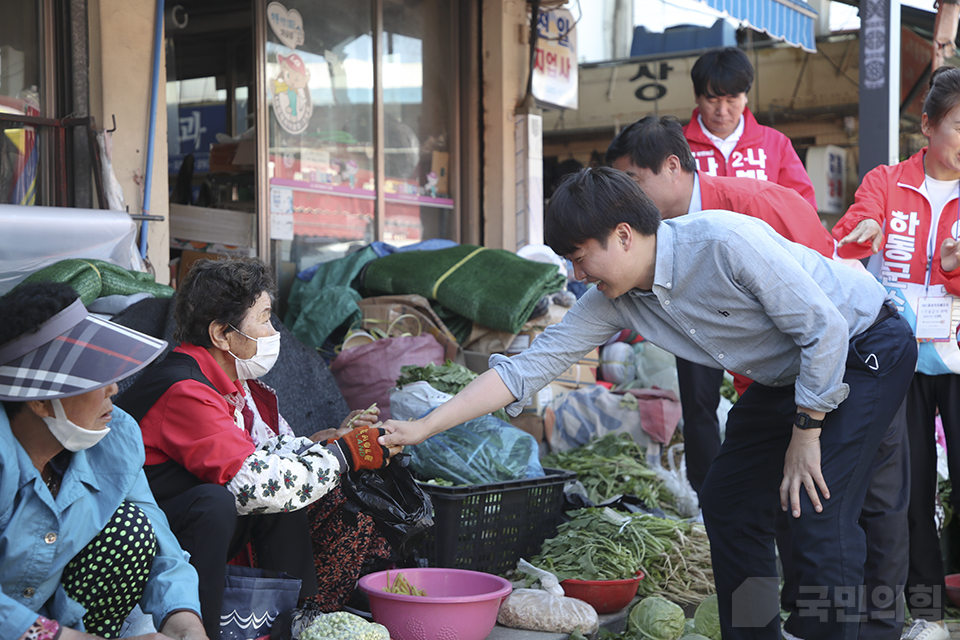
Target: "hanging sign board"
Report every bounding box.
[532,8,578,110]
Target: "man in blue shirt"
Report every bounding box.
[381,168,917,640]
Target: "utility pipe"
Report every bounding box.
[140,0,165,259]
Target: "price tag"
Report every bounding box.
[915,296,954,342]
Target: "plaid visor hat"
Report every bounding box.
[0,298,167,401]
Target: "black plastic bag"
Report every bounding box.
[341,460,434,559]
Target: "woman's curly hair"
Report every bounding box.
[173,257,276,348]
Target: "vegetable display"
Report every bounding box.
[692,595,720,640]
[531,508,714,604]
[627,597,686,640]
[383,571,428,596]
[542,433,677,513]
[396,361,511,424]
[299,611,389,640]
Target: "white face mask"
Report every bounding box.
[228,326,281,380]
[43,398,111,452]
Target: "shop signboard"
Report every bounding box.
[532,8,578,110]
[168,104,224,175]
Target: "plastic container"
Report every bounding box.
[358,567,512,640]
[560,573,645,614]
[416,468,575,575]
[945,573,960,608]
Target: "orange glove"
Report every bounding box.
[331,425,390,471]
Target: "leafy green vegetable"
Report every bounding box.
[542,433,676,513]
[530,508,714,604]
[627,597,686,640]
[693,595,720,640]
[682,619,696,637]
[680,635,713,640]
[397,360,510,423]
[568,627,590,640]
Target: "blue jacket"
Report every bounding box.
[0,406,201,637]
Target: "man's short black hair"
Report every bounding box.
[605,115,697,174]
[545,167,661,257]
[691,47,754,98]
[173,257,276,348]
[0,282,80,421]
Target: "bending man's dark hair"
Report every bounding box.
[691,47,754,98]
[924,66,960,127]
[0,282,80,420]
[605,115,697,173]
[173,257,277,348]
[545,167,661,257]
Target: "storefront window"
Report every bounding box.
[0,0,42,205]
[382,0,456,244]
[265,0,457,274]
[266,0,375,272]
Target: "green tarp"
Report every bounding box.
[360,245,566,335]
[21,259,173,305]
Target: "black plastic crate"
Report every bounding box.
[416,468,575,575]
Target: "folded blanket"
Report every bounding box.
[21,259,173,305]
[360,245,566,335]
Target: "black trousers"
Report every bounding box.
[148,463,318,639]
[675,357,724,496]
[905,372,960,622]
[701,312,916,640]
[780,400,910,640]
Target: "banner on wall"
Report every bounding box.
[532,8,578,110]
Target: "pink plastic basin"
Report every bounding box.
[358,568,512,640]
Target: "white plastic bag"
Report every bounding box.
[651,443,700,518]
[497,560,600,634]
[389,380,452,421]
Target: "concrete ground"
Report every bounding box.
[482,607,960,639]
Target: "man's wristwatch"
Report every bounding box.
[794,412,824,430]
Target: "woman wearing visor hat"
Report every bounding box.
[116,257,402,639]
[0,282,207,640]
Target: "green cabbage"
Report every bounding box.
[627,596,686,640]
[680,635,713,640]
[682,619,696,637]
[693,594,720,640]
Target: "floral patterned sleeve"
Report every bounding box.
[224,434,343,515]
[19,617,60,640]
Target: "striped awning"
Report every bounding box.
[701,0,818,52]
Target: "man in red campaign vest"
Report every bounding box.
[682,47,817,211]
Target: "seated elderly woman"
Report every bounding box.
[0,282,206,640]
[117,257,401,639]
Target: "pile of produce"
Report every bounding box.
[571,595,720,640]
[383,571,427,596]
[542,433,677,513]
[530,508,714,605]
[396,361,511,424]
[298,611,389,640]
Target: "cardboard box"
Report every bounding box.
[554,347,600,389]
[511,413,545,442]
[463,349,491,374]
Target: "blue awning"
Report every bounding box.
[700,0,818,52]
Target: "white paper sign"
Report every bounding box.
[531,8,578,110]
[269,186,294,240]
[267,3,304,50]
[916,296,954,341]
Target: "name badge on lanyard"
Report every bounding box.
[916,296,956,342]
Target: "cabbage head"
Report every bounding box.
[680,635,713,640]
[682,619,696,637]
[627,596,686,640]
[693,594,720,640]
